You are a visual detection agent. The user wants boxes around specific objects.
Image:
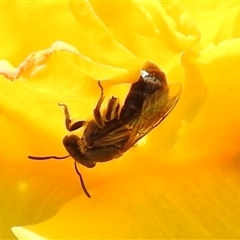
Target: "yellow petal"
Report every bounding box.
[12,165,240,239]
[175,38,240,163]
[1,1,240,239]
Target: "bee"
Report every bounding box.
[29,62,181,198]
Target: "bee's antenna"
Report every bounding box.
[74,161,91,198]
[29,156,91,198]
[28,155,70,160]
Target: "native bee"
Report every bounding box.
[29,62,181,198]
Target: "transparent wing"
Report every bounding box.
[92,83,181,150]
[122,83,181,152]
[93,123,131,147]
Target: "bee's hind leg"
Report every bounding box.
[93,81,105,128]
[58,103,86,132]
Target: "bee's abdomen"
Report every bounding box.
[120,62,167,122]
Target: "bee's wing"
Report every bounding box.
[93,123,131,147]
[122,83,181,152]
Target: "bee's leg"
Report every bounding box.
[58,103,86,131]
[93,81,105,128]
[105,97,120,121]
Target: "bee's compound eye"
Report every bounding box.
[63,135,96,168]
[63,134,79,148]
[62,134,84,161]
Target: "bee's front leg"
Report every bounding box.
[58,103,85,132]
[93,81,105,128]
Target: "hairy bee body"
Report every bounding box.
[63,120,125,168]
[29,62,181,198]
[63,62,181,168]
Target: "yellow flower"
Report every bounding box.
[0,1,240,239]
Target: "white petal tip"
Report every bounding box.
[11,226,47,240]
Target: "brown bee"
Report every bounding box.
[29,62,181,198]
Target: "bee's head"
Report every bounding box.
[63,134,96,168]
